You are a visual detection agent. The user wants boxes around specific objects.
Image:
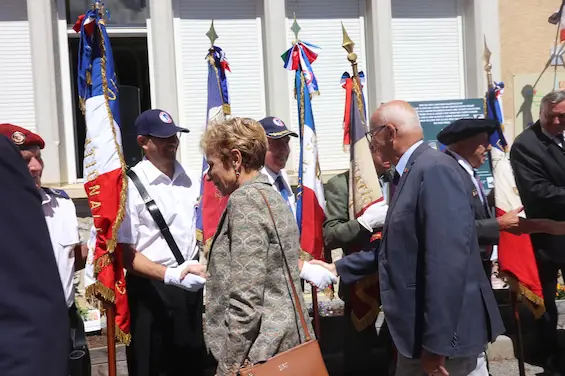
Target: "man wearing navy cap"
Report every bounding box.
[117,109,207,376]
[437,118,526,282]
[0,123,90,375]
[259,116,298,217]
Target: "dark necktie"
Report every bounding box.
[275,176,293,212]
[390,171,400,199]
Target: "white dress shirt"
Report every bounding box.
[395,140,424,177]
[41,188,81,308]
[261,166,297,218]
[118,158,199,267]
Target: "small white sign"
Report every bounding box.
[83,309,103,333]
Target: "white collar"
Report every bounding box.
[39,188,51,206]
[447,149,475,177]
[262,166,283,183]
[141,157,186,184]
[395,140,423,177]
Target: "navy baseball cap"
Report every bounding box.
[134,109,189,138]
[258,116,298,139]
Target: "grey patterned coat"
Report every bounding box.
[204,174,314,376]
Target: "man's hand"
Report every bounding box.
[421,349,448,376]
[299,261,337,289]
[497,206,523,234]
[358,201,389,231]
[164,261,206,292]
[309,259,338,277]
[180,261,207,279]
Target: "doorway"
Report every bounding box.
[69,36,150,178]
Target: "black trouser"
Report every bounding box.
[126,274,205,376]
[343,301,394,376]
[535,256,565,362]
[69,304,91,376]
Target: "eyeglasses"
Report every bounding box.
[365,125,387,143]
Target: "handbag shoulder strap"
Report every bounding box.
[126,169,185,265]
[253,186,311,342]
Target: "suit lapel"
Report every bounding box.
[444,149,489,219]
[383,143,431,234]
[532,122,565,175]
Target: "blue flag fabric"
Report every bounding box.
[486,82,507,151]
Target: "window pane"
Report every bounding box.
[67,0,148,27]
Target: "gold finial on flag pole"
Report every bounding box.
[206,20,219,49]
[341,22,358,77]
[483,36,494,90]
[290,13,301,44]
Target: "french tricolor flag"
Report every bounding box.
[76,3,130,343]
[283,40,325,260]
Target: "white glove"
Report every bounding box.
[357,201,389,231]
[164,260,206,292]
[300,261,338,290]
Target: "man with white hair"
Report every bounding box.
[312,100,504,376]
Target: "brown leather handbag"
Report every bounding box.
[237,188,329,376]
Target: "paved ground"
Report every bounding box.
[490,360,545,376]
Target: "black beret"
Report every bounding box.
[437,118,497,146]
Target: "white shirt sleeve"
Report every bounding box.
[117,179,140,245]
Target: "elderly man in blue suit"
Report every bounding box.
[312,100,504,376]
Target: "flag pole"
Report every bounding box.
[484,38,526,376]
[106,303,117,376]
[91,2,118,375]
[341,23,397,369]
[552,0,565,90]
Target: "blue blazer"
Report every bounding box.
[336,143,504,359]
[0,135,69,376]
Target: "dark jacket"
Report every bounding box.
[0,135,69,376]
[336,143,504,358]
[510,121,565,262]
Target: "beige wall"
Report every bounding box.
[500,0,564,139]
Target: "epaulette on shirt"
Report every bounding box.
[42,187,70,199]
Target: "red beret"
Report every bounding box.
[0,123,45,149]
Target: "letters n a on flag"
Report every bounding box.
[76,5,130,343]
[341,70,383,331]
[487,83,545,318]
[282,40,325,261]
[196,45,231,251]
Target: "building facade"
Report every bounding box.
[499,0,565,141]
[0,0,499,196]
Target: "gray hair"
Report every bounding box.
[540,90,565,114]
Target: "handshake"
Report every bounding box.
[300,260,338,290]
[164,260,207,292]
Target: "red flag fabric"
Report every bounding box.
[77,9,130,343]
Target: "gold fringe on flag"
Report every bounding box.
[500,271,546,319]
